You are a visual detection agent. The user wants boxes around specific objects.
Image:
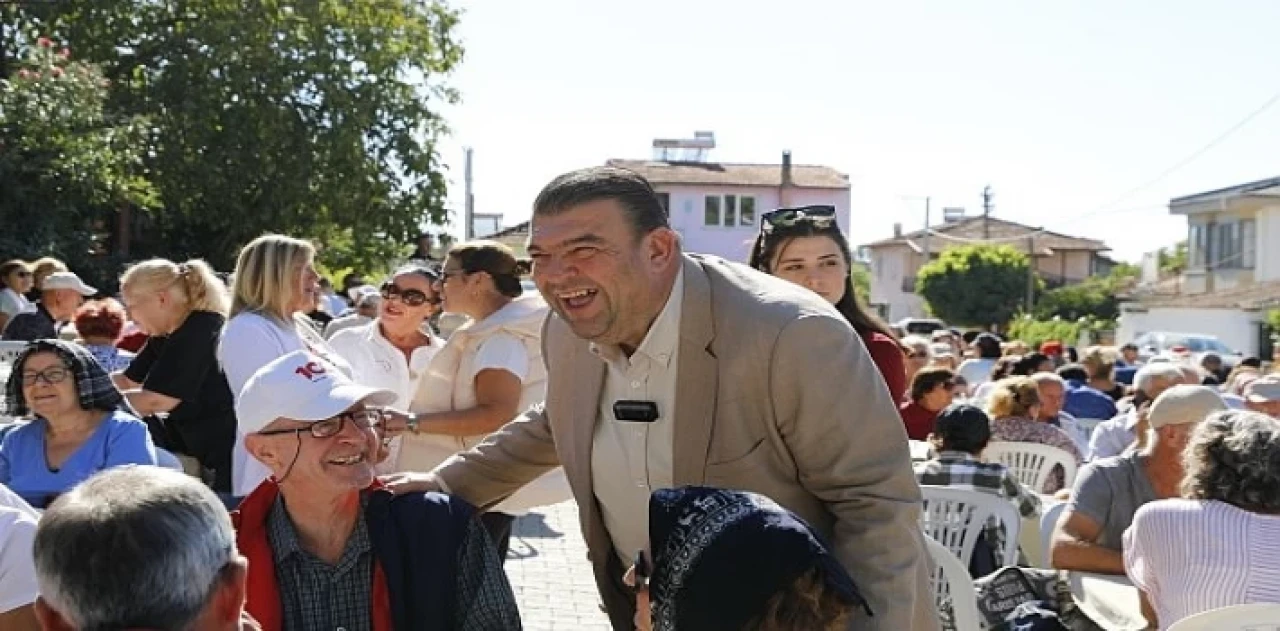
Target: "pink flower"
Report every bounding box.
[36,37,52,48]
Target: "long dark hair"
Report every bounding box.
[747,217,901,347]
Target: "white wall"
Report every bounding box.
[1257,205,1280,282]
[1117,306,1261,355]
[659,184,852,262]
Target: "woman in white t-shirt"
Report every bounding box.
[217,234,353,497]
[394,240,568,561]
[329,264,444,473]
[0,482,38,627]
[0,260,33,332]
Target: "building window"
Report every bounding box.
[704,196,721,226]
[703,194,756,227]
[740,197,756,226]
[1189,224,1205,268]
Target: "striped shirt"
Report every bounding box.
[1124,499,1280,629]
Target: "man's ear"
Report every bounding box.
[643,227,680,270]
[34,597,75,631]
[210,556,249,627]
[243,434,287,473]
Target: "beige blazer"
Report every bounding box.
[434,254,939,631]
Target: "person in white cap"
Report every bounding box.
[1243,374,1280,418]
[230,350,519,631]
[1050,384,1226,576]
[1,271,96,342]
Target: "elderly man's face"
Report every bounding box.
[528,199,678,351]
[255,403,381,491]
[1037,381,1064,418]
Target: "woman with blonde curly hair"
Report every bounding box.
[1124,410,1280,629]
[115,258,237,493]
[986,376,1083,492]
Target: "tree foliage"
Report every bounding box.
[916,244,1038,326]
[851,263,870,302]
[1006,315,1114,350]
[0,38,156,288]
[1158,240,1188,276]
[1032,263,1139,322]
[2,0,463,273]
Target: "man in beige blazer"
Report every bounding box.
[386,167,937,630]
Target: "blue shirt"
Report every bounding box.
[1063,379,1119,422]
[0,410,158,508]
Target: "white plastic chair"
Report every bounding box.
[1038,501,1067,567]
[924,534,982,631]
[1073,417,1105,437]
[0,340,27,365]
[919,485,1021,570]
[1168,603,1280,630]
[985,441,1078,493]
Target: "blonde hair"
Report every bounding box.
[121,258,229,316]
[31,257,68,288]
[987,376,1041,419]
[228,234,316,321]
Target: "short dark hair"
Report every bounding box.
[910,367,955,402]
[933,404,992,454]
[974,333,1002,359]
[532,166,669,238]
[1121,343,1139,352]
[1057,363,1089,382]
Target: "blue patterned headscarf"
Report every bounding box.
[5,339,123,417]
[647,486,869,630]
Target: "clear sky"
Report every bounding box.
[433,0,1280,262]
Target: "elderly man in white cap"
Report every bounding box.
[1050,384,1227,576]
[231,350,519,631]
[1243,374,1280,418]
[1,271,96,342]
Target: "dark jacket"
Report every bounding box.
[232,479,476,631]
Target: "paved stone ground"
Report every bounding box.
[506,500,613,630]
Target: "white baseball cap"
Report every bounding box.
[42,271,97,296]
[236,350,396,434]
[1245,375,1280,403]
[1148,384,1227,429]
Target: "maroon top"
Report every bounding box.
[861,330,907,401]
[898,401,939,441]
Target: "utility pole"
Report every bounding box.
[1025,232,1037,314]
[463,147,474,240]
[982,185,994,239]
[922,197,932,261]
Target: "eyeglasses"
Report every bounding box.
[380,282,435,307]
[256,409,386,439]
[760,205,838,232]
[21,366,70,386]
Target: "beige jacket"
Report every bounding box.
[433,254,939,630]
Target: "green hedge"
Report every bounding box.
[1005,315,1116,350]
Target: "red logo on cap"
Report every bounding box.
[295,361,327,382]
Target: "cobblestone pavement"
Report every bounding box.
[506,500,613,630]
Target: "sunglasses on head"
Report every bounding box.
[760,205,838,232]
[380,281,436,307]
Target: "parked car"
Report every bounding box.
[895,317,947,337]
[1131,331,1242,368]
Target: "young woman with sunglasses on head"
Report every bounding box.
[391,240,571,561]
[0,260,33,333]
[748,205,910,401]
[328,265,444,473]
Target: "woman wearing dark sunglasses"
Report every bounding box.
[748,205,910,401]
[0,259,33,333]
[328,264,444,474]
[393,240,570,561]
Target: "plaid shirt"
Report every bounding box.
[914,450,1042,560]
[267,495,521,631]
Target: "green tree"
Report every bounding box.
[851,263,870,302]
[1032,262,1139,321]
[0,38,157,289]
[1158,241,1188,275]
[4,0,463,272]
[916,243,1038,326]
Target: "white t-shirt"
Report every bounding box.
[0,289,30,319]
[456,334,529,409]
[0,484,38,613]
[329,321,443,473]
[219,311,353,496]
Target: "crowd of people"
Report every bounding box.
[0,165,1275,630]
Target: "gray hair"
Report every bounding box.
[1029,372,1065,388]
[1182,410,1280,513]
[902,335,931,358]
[1135,363,1183,395]
[34,466,237,630]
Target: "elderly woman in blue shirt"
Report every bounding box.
[0,340,157,508]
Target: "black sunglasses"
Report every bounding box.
[257,409,385,439]
[760,205,838,232]
[380,281,436,307]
